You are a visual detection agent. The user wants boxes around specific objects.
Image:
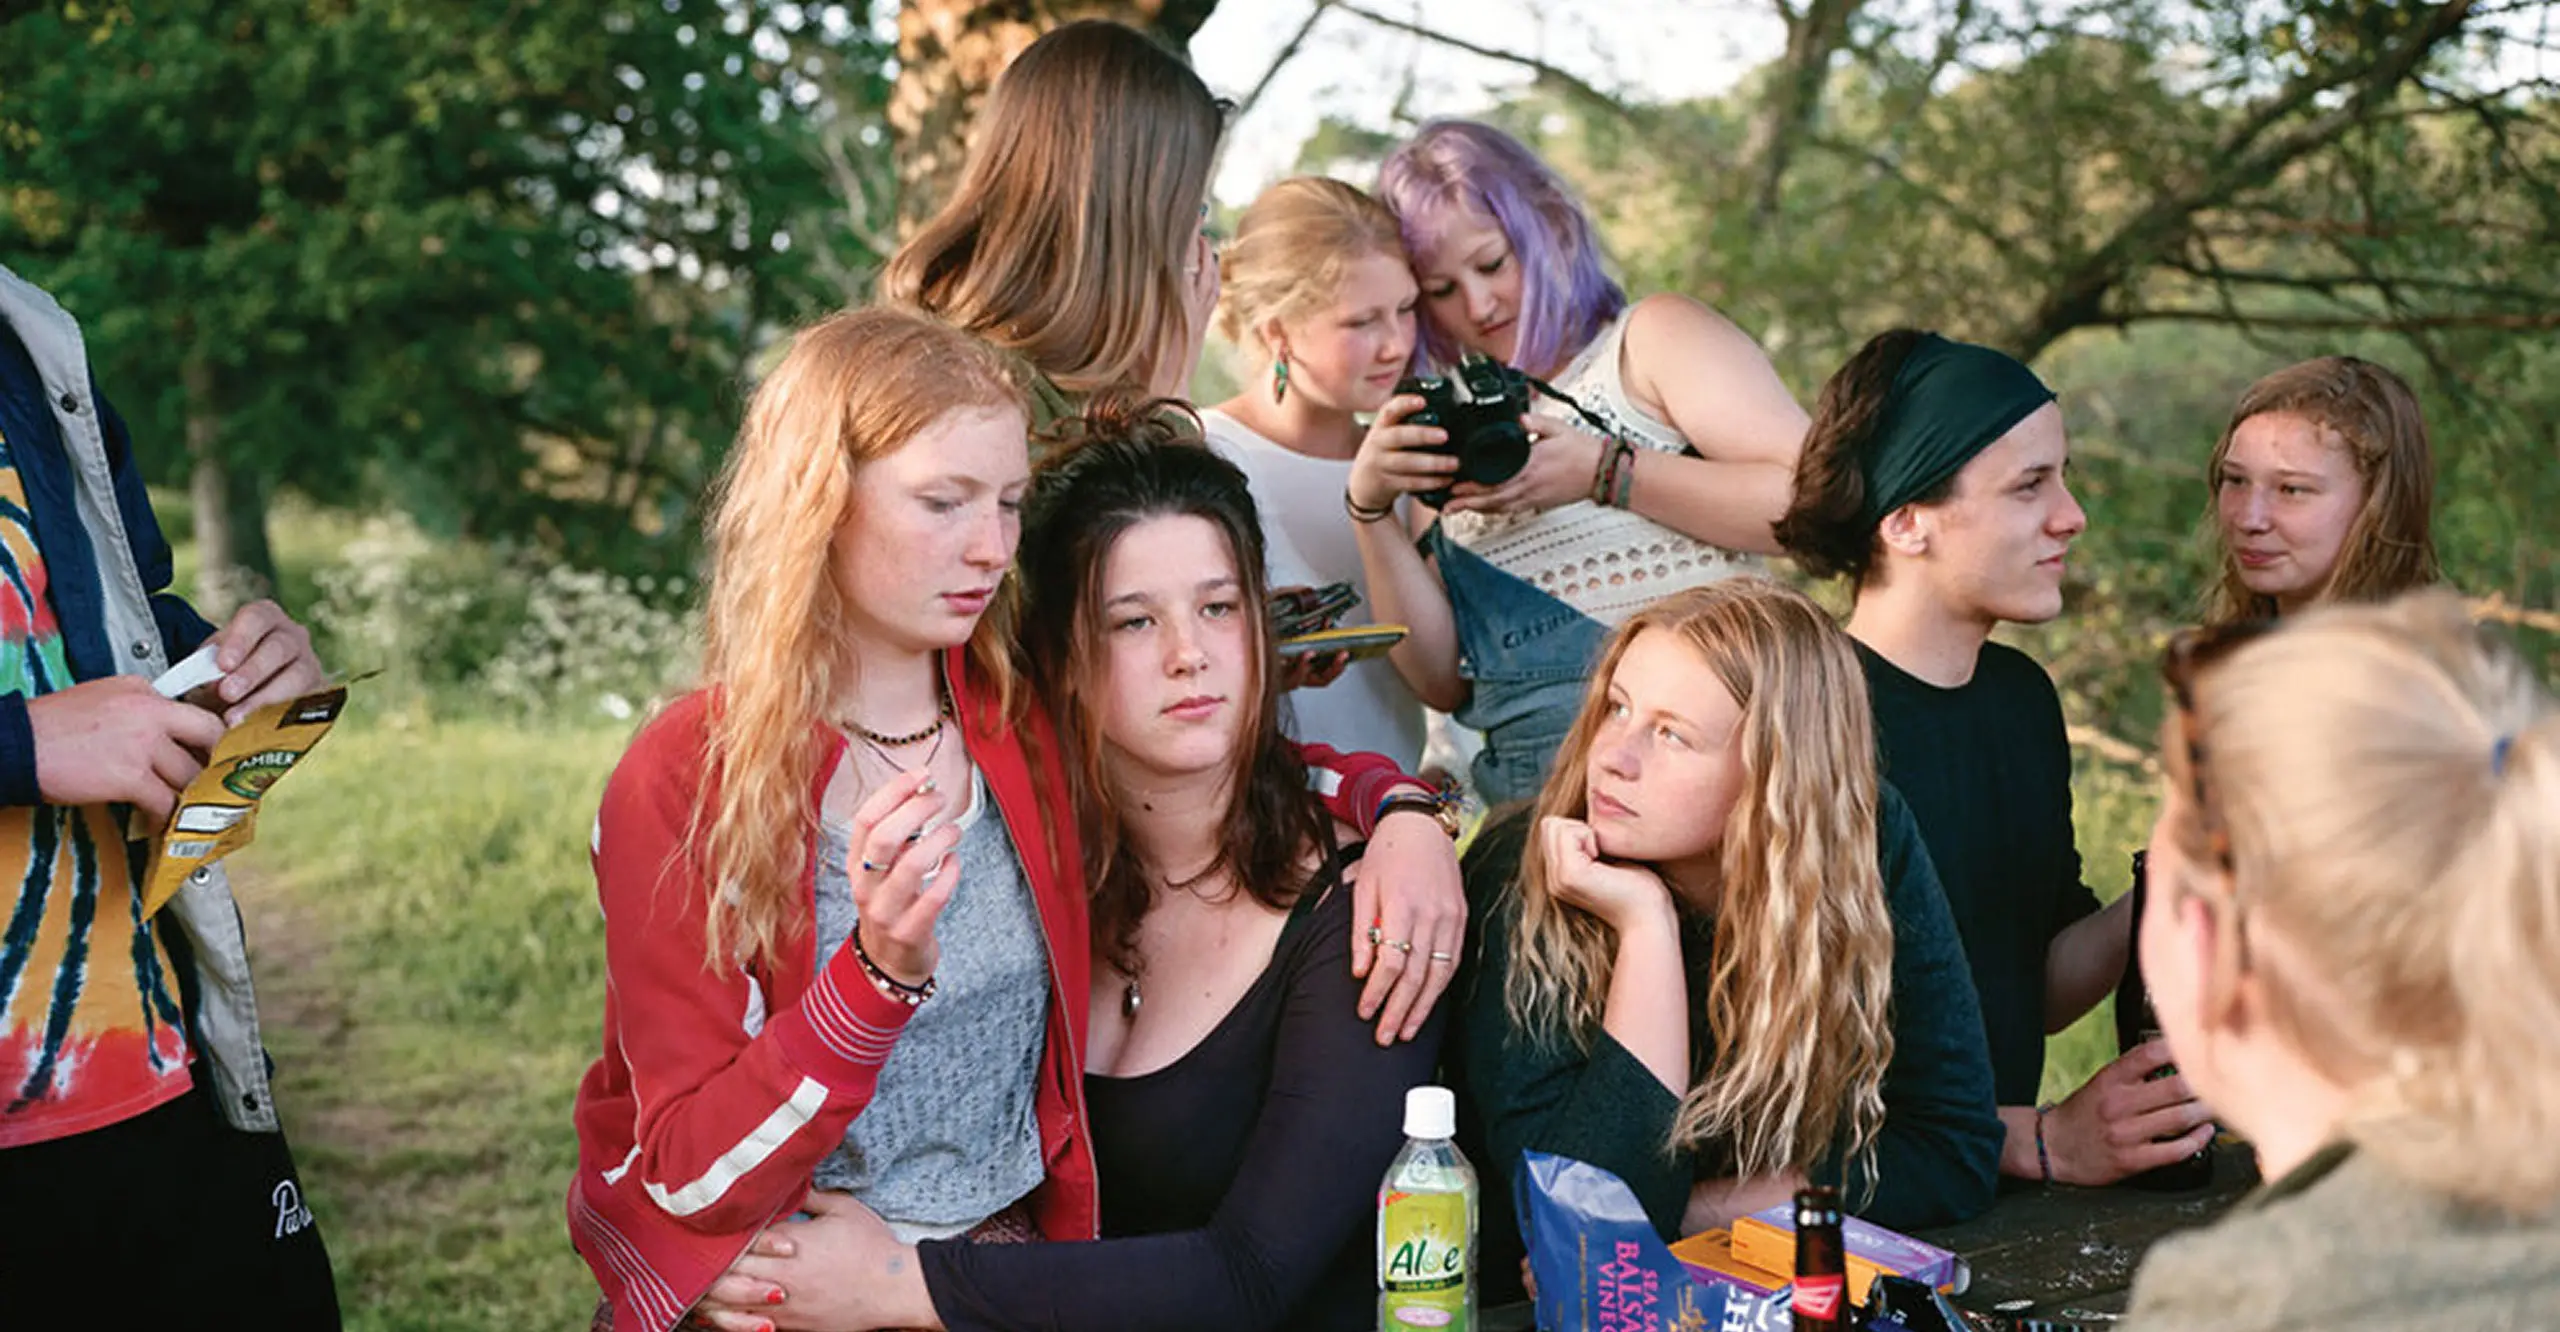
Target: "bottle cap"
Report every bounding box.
[1403,1085,1456,1139]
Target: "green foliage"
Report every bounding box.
[0,0,882,573]
[308,510,696,718]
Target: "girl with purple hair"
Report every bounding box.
[1339,118,1808,804]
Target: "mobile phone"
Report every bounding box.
[1269,582,1361,640]
[1276,624,1408,661]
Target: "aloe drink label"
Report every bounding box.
[1380,1188,1469,1328]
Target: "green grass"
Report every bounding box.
[2042,757,2158,1104]
[242,713,629,1330]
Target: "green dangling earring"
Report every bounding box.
[1271,357,1290,405]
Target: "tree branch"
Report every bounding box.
[1332,2,1648,129]
[1998,0,2482,358]
[1802,131,2013,252]
[1227,0,1335,124]
[2094,308,2560,333]
[1744,0,1870,226]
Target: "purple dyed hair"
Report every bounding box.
[1377,119,1627,378]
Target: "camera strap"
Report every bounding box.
[1520,374,1627,446]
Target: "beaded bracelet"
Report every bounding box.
[2034,1102,2055,1184]
[851,922,937,1006]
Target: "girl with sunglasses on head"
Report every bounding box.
[1336,119,1809,805]
[569,312,1450,1332]
[1455,578,2001,1302]
[2126,590,2560,1329]
[2204,355,2441,628]
[694,417,1447,1332]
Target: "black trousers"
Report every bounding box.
[0,1066,342,1328]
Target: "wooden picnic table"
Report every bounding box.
[1917,1142,2258,1324]
[1483,1142,2257,1330]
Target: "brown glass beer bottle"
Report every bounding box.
[1792,1186,1849,1331]
[2113,850,2215,1191]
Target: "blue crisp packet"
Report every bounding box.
[1516,1151,1762,1331]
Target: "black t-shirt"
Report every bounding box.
[1858,639,2100,1106]
[917,851,1449,1331]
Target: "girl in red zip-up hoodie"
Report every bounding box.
[570,308,1442,1332]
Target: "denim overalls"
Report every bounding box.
[1423,525,1612,807]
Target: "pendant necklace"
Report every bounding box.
[1121,854,1227,1020]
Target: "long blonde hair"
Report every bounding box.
[2204,356,2440,626]
[1214,176,1408,358]
[693,306,1027,967]
[1504,578,1897,1183]
[878,20,1225,399]
[2161,590,2560,1214]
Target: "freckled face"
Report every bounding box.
[834,406,1030,655]
[2216,412,2366,614]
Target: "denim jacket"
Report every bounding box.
[0,264,279,1133]
[1420,525,1611,806]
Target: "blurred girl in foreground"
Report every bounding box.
[2125,591,2560,1328]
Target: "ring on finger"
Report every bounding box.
[1366,925,1385,946]
[859,857,888,873]
[1385,938,1413,954]
[1427,950,1455,964]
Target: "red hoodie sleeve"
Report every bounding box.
[592,707,924,1235]
[1290,740,1423,838]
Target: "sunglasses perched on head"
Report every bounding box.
[2158,617,2276,970]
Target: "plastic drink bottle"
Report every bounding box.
[1378,1085,1477,1331]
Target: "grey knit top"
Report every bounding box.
[809,768,1050,1241]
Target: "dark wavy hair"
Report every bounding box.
[1015,401,1330,976]
[1773,329,1949,584]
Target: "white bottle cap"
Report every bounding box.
[1403,1085,1457,1139]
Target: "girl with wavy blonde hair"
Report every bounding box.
[2126,591,2560,1328]
[1456,578,2000,1298]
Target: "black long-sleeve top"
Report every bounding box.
[917,860,1448,1331]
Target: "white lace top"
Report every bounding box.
[1440,310,1760,625]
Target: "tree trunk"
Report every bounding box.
[889,0,1224,235]
[1741,0,1865,229]
[182,353,276,619]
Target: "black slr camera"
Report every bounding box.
[1396,352,1536,509]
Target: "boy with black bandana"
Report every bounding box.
[1776,331,2213,1188]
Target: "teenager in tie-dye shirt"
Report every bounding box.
[0,265,340,1326]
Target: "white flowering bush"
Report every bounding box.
[311,512,697,719]
[477,565,698,718]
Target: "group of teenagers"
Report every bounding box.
[568,19,2560,1332]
